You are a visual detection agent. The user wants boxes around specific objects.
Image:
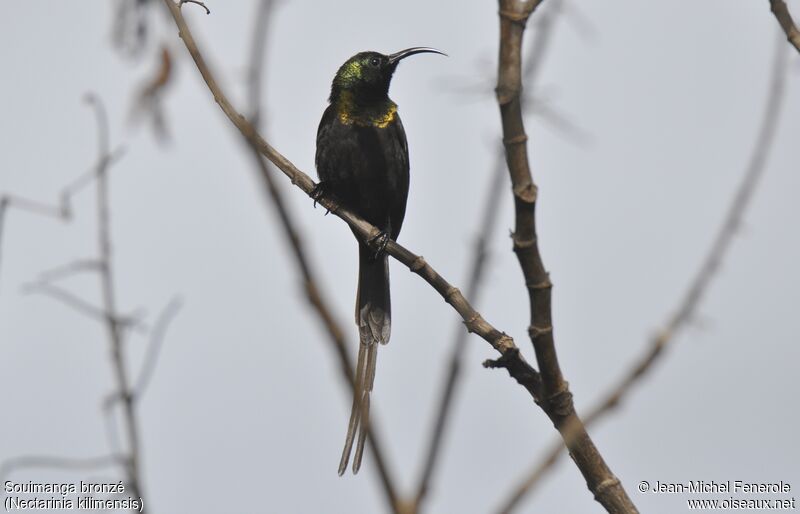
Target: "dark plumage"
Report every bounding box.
[314,47,444,475]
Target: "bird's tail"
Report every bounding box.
[338,245,391,475]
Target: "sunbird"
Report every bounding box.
[314,47,445,475]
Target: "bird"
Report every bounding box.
[314,47,445,475]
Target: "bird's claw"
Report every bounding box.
[311,182,331,214]
[368,231,390,259]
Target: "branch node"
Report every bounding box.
[409,255,426,272]
[463,313,482,333]
[444,286,461,305]
[489,334,516,355]
[503,134,529,146]
[494,85,518,106]
[483,346,542,399]
[594,477,622,501]
[512,181,538,204]
[528,324,553,340]
[498,8,531,25]
[548,386,573,414]
[511,231,536,250]
[483,346,519,369]
[526,276,552,290]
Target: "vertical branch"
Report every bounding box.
[412,6,565,509]
[243,2,401,511]
[86,94,146,508]
[498,33,790,513]
[495,1,637,512]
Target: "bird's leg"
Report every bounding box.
[367,231,390,260]
[311,181,332,213]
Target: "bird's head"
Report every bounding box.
[329,47,445,103]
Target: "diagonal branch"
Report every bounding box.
[497,33,790,514]
[0,454,125,482]
[133,297,183,398]
[162,0,545,434]
[34,258,103,285]
[495,1,637,512]
[769,0,800,53]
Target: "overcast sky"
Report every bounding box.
[2,1,799,513]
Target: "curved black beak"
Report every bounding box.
[387,47,447,65]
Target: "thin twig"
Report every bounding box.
[0,454,126,482]
[497,32,790,514]
[85,93,147,510]
[243,2,401,508]
[21,282,107,323]
[34,258,103,284]
[769,0,800,54]
[22,280,147,332]
[133,297,183,397]
[0,149,124,288]
[495,1,637,512]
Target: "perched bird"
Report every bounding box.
[315,47,445,475]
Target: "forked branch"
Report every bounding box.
[495,0,637,512]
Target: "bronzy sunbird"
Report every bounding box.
[315,47,445,475]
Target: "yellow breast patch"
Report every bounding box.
[337,92,397,128]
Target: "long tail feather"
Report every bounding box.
[338,246,391,474]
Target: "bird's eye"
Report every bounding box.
[369,57,381,67]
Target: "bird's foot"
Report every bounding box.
[311,182,331,214]
[368,231,390,259]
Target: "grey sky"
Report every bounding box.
[1,1,799,513]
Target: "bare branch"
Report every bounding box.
[0,147,124,288]
[0,195,65,220]
[0,454,125,482]
[495,1,637,512]
[769,0,800,53]
[22,281,109,324]
[34,259,103,284]
[497,28,790,514]
[84,93,147,509]
[133,297,183,398]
